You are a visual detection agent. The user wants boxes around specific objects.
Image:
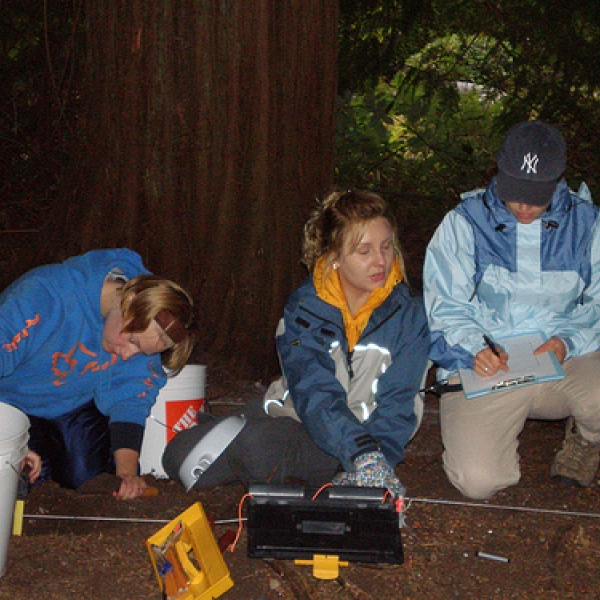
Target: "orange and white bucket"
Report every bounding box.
[140,365,206,478]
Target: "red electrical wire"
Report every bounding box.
[229,493,253,553]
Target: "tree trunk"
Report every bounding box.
[43,0,338,379]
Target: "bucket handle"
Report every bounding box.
[149,414,177,432]
[6,460,27,482]
[1,442,29,474]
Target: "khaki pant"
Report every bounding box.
[440,351,600,499]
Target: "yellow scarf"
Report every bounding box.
[313,256,403,352]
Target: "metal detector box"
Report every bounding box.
[247,484,403,565]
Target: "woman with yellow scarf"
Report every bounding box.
[163,190,429,496]
[261,189,430,496]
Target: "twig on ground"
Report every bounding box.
[266,559,315,600]
[335,574,375,600]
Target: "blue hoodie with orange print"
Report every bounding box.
[0,249,166,427]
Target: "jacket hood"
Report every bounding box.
[62,249,150,326]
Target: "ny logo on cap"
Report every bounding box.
[521,152,539,174]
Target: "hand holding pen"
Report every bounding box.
[474,334,509,377]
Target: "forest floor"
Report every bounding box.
[1,377,600,599]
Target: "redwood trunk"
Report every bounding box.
[44,1,338,378]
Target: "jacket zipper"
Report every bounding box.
[299,300,404,383]
[347,349,354,379]
[298,305,355,380]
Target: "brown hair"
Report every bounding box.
[302,189,406,278]
[119,275,198,372]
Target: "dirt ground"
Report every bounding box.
[1,377,600,600]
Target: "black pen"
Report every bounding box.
[483,334,501,358]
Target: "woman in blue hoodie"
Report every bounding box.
[0,249,197,499]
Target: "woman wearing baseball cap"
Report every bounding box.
[424,121,600,499]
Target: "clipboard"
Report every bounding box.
[458,330,565,399]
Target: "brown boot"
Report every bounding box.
[550,417,600,487]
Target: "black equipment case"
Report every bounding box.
[247,484,403,565]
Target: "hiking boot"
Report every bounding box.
[550,417,600,487]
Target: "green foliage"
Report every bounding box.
[335,39,506,200]
[336,0,600,213]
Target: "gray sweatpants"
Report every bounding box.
[440,351,600,500]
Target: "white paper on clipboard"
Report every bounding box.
[458,330,565,399]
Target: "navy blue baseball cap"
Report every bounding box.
[496,121,566,206]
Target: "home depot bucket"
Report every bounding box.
[0,403,29,578]
[140,365,206,478]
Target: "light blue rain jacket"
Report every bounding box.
[423,178,600,379]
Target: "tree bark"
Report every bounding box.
[43,0,338,379]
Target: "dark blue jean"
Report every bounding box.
[27,400,113,489]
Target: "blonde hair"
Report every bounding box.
[302,190,406,277]
[119,275,197,372]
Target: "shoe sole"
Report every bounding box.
[551,473,588,488]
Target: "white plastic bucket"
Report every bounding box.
[0,403,29,578]
[140,365,206,478]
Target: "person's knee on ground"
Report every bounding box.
[162,413,246,490]
[27,401,113,489]
[227,417,340,487]
[443,452,520,500]
[163,413,340,490]
[29,444,112,489]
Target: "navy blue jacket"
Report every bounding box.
[270,275,429,471]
